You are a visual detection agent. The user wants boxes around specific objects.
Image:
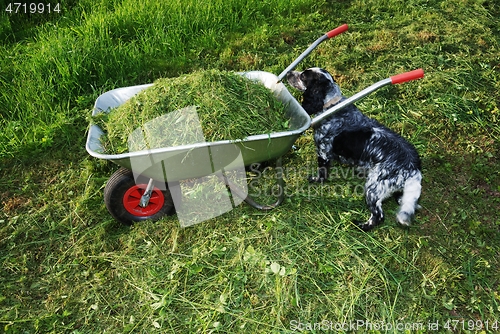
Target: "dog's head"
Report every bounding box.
[286,67,342,115]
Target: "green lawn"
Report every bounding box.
[1,0,499,332]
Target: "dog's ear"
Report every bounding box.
[298,69,317,87]
[299,69,332,114]
[301,84,329,115]
[289,68,337,115]
[303,68,335,86]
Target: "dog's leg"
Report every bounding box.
[396,172,422,226]
[309,156,330,183]
[354,187,384,231]
[393,191,403,205]
[354,170,393,231]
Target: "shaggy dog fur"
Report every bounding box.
[287,67,422,231]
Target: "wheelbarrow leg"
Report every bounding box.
[223,157,285,210]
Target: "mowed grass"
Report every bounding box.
[1,0,500,332]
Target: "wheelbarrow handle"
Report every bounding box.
[310,68,424,127]
[277,24,348,81]
[391,68,425,84]
[325,24,349,38]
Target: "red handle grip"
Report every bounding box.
[390,68,424,84]
[326,24,349,38]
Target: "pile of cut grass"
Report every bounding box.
[93,70,289,154]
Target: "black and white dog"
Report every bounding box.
[287,68,422,231]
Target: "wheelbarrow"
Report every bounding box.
[85,24,424,225]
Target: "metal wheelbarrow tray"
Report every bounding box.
[86,71,307,224]
[86,70,309,181]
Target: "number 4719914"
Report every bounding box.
[6,3,61,14]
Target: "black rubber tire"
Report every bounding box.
[104,167,176,225]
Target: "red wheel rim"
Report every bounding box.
[123,184,165,217]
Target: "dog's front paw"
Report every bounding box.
[308,175,326,183]
[352,220,376,232]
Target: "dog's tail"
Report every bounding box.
[396,171,422,226]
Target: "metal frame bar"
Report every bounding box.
[224,157,285,210]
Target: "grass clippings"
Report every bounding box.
[93,70,289,154]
